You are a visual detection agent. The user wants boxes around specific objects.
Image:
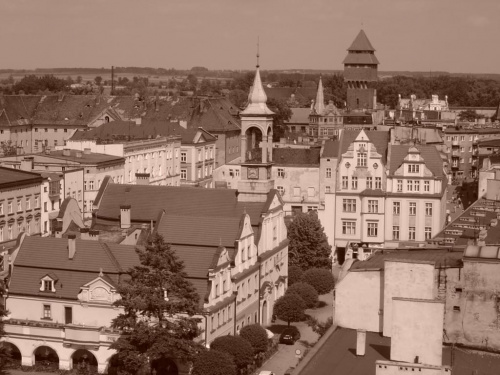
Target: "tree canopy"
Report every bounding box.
[210,335,254,371]
[239,324,269,354]
[288,265,303,287]
[111,234,203,375]
[191,350,236,375]
[286,282,318,308]
[287,211,332,270]
[302,268,335,295]
[273,293,306,327]
[0,281,10,375]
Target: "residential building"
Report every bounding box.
[284,108,311,134]
[179,128,217,188]
[478,153,500,198]
[0,167,45,241]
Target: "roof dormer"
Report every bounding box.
[40,274,58,293]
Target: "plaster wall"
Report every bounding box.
[383,261,435,337]
[335,270,382,332]
[273,166,320,214]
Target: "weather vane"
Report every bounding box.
[257,36,260,68]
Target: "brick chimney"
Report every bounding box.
[135,173,150,185]
[120,205,131,229]
[68,234,76,259]
[79,227,90,240]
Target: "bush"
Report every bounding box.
[302,268,335,294]
[273,293,306,326]
[192,350,236,375]
[239,324,269,354]
[288,265,303,287]
[210,335,253,371]
[286,282,318,308]
[307,316,334,337]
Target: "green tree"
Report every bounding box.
[191,350,236,375]
[210,336,253,372]
[239,324,268,355]
[111,234,203,375]
[228,89,248,108]
[0,141,17,156]
[273,294,306,327]
[267,97,292,141]
[288,265,303,287]
[459,109,481,122]
[302,268,335,295]
[94,76,103,86]
[287,212,332,270]
[286,282,318,308]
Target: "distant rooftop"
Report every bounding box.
[0,166,44,187]
[45,149,125,165]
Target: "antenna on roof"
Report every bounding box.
[256,36,260,69]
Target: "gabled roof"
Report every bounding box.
[388,144,445,177]
[0,96,41,127]
[187,98,241,132]
[339,130,390,164]
[347,29,376,52]
[321,140,340,158]
[285,108,311,124]
[273,148,321,166]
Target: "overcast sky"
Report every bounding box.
[1,0,499,73]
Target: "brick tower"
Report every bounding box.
[343,30,379,111]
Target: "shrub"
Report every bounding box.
[191,350,236,375]
[210,335,253,371]
[239,324,269,354]
[302,268,335,294]
[286,282,318,308]
[273,293,306,326]
[288,265,303,287]
[307,316,334,337]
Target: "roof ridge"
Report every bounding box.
[100,242,124,273]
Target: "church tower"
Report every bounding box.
[343,30,379,111]
[237,60,275,202]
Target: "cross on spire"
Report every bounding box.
[256,36,260,68]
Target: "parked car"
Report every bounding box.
[279,326,301,345]
[258,371,275,375]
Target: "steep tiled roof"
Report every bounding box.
[187,98,240,132]
[322,140,340,158]
[0,96,41,126]
[339,130,389,164]
[347,30,376,52]
[388,144,445,177]
[286,108,311,124]
[0,166,44,187]
[343,54,380,65]
[350,249,463,271]
[273,148,321,166]
[170,245,219,278]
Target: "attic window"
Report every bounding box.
[455,287,463,293]
[40,275,56,292]
[453,306,460,312]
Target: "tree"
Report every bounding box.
[273,294,306,327]
[266,98,292,141]
[459,109,481,122]
[286,282,318,308]
[239,324,268,355]
[287,211,332,270]
[288,265,303,287]
[0,280,10,375]
[191,350,236,375]
[228,89,248,108]
[94,76,103,86]
[0,141,16,156]
[210,335,253,372]
[301,268,335,295]
[111,234,203,375]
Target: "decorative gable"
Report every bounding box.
[40,274,58,293]
[77,272,119,304]
[215,247,231,268]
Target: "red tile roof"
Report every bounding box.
[346,29,376,52]
[321,140,340,158]
[187,98,241,132]
[0,166,44,187]
[388,144,445,177]
[272,148,321,166]
[0,96,41,127]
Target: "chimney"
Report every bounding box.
[179,120,187,129]
[79,227,90,240]
[120,205,131,229]
[135,173,150,185]
[75,151,83,158]
[356,329,366,356]
[68,234,76,259]
[83,148,91,155]
[89,230,100,240]
[20,157,34,171]
[62,149,71,157]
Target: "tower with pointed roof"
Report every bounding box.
[238,57,276,202]
[343,30,379,111]
[309,76,342,138]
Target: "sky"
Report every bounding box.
[1,0,499,74]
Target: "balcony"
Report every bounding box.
[451,151,460,157]
[452,140,459,146]
[451,164,459,170]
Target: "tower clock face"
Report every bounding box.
[248,167,259,180]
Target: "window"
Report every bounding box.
[407,180,413,191]
[367,222,378,237]
[393,202,400,215]
[0,203,3,215]
[181,152,186,162]
[357,153,367,167]
[0,226,3,242]
[409,202,416,215]
[277,186,285,196]
[366,177,372,189]
[7,224,12,240]
[17,199,22,212]
[43,280,53,292]
[368,200,378,213]
[446,136,450,141]
[7,201,12,214]
[408,164,420,173]
[197,168,202,179]
[205,148,208,159]
[424,181,430,192]
[277,168,285,178]
[325,186,331,193]
[397,180,402,192]
[307,187,315,197]
[197,149,202,161]
[460,146,465,153]
[425,227,432,240]
[25,197,30,210]
[343,199,356,212]
[293,187,300,197]
[409,227,416,241]
[352,176,358,189]
[375,177,381,189]
[43,305,51,319]
[425,203,433,216]
[89,180,94,190]
[414,180,420,192]
[393,226,400,240]
[342,176,348,189]
[460,136,465,141]
[65,306,72,324]
[181,169,187,180]
[326,168,332,178]
[342,221,356,235]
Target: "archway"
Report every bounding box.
[262,300,268,326]
[151,358,179,375]
[2,342,21,367]
[34,346,59,371]
[244,126,263,162]
[72,349,98,373]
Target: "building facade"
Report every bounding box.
[180,128,217,188]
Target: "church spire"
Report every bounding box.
[314,76,325,115]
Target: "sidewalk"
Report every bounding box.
[257,293,334,375]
